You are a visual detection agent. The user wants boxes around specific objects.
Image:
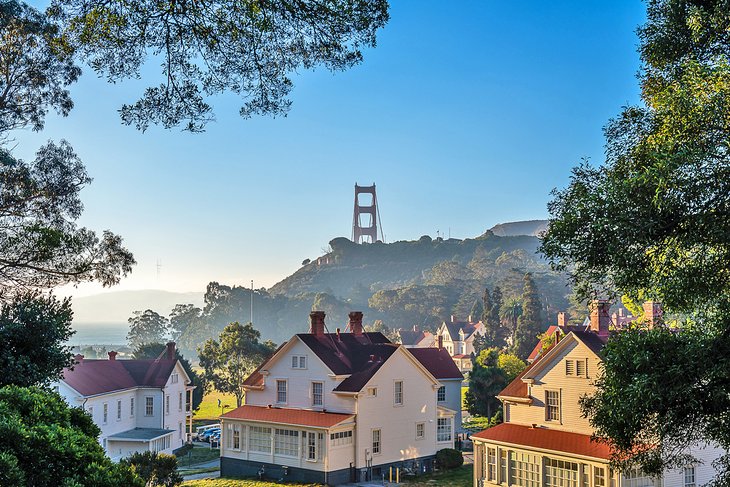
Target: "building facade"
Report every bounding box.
[219,311,461,485]
[473,301,724,487]
[56,343,194,461]
[436,316,485,374]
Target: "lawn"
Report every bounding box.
[405,464,473,487]
[195,390,238,420]
[176,446,220,467]
[182,479,323,487]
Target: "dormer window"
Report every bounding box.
[291,355,307,369]
[171,373,179,384]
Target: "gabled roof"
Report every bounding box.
[497,359,539,401]
[472,423,612,460]
[441,320,481,342]
[62,358,179,397]
[407,347,464,380]
[222,405,354,429]
[398,329,427,346]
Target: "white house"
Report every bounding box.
[436,316,485,374]
[219,311,462,485]
[473,300,725,487]
[57,342,194,461]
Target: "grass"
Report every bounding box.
[177,446,221,467]
[404,464,473,487]
[462,416,492,432]
[195,390,238,420]
[461,386,468,409]
[182,480,323,487]
[179,466,220,476]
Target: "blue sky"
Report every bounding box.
[15,1,646,296]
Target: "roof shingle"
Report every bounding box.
[222,405,354,428]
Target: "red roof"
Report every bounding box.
[498,359,538,400]
[472,423,612,460]
[222,405,354,428]
[527,325,559,362]
[408,347,464,380]
[62,358,178,396]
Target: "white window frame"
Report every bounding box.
[145,396,154,416]
[171,373,179,384]
[311,381,324,407]
[545,390,561,422]
[437,385,446,402]
[437,417,452,442]
[291,355,307,369]
[102,402,108,424]
[394,380,403,406]
[372,429,381,455]
[367,386,378,397]
[307,431,317,462]
[276,379,288,404]
[416,422,425,440]
[684,466,696,487]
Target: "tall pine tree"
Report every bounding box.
[513,273,543,359]
[491,286,505,345]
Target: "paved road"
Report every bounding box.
[180,459,220,481]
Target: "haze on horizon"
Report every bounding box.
[17,1,645,299]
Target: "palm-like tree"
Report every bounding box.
[500,297,522,345]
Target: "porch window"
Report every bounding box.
[594,466,606,487]
[312,382,323,407]
[500,450,508,484]
[623,468,661,487]
[276,380,287,404]
[437,418,452,442]
[487,447,497,482]
[330,430,353,447]
[307,431,317,461]
[544,457,578,487]
[250,426,271,453]
[510,451,540,487]
[274,429,299,457]
[232,425,241,450]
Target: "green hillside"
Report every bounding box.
[175,229,571,358]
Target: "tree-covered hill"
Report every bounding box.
[174,228,571,358]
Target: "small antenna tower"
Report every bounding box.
[156,259,162,279]
[352,183,384,244]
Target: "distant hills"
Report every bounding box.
[71,290,204,323]
[487,220,548,237]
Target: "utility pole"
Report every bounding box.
[250,279,254,325]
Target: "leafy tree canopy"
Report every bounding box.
[47,0,389,131]
[120,451,182,487]
[540,0,730,482]
[0,385,142,486]
[127,310,169,350]
[512,273,542,359]
[198,321,276,408]
[0,292,74,387]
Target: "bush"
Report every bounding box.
[121,451,182,486]
[436,448,464,470]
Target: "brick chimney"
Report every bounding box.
[589,299,612,336]
[557,312,568,327]
[108,351,118,361]
[166,342,176,360]
[309,311,326,336]
[349,311,363,336]
[438,335,444,350]
[643,301,663,327]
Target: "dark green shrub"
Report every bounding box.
[436,448,464,470]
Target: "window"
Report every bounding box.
[510,451,540,487]
[165,395,170,414]
[576,359,587,377]
[581,464,590,487]
[416,422,425,440]
[232,425,241,449]
[250,426,271,453]
[171,373,179,384]
[437,418,452,442]
[311,382,323,407]
[546,390,560,421]
[487,447,497,482]
[145,396,154,416]
[367,386,378,397]
[130,397,134,417]
[394,380,403,406]
[103,403,108,424]
[500,450,508,484]
[565,359,575,375]
[623,468,661,487]
[179,392,183,411]
[276,380,287,404]
[594,466,606,487]
[179,422,183,439]
[684,467,696,487]
[151,435,171,453]
[117,400,122,420]
[544,457,579,487]
[291,355,307,369]
[274,429,299,457]
[330,430,353,447]
[437,386,446,402]
[372,429,381,455]
[307,432,317,461]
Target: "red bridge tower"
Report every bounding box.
[352,183,383,244]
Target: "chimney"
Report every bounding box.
[590,300,612,336]
[349,311,363,336]
[468,314,473,323]
[413,324,418,332]
[108,351,118,361]
[438,335,444,350]
[309,311,326,336]
[165,342,176,360]
[557,312,568,327]
[336,327,341,341]
[74,354,84,364]
[643,301,663,327]
[450,315,456,323]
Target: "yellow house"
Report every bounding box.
[472,301,723,487]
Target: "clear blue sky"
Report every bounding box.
[15,1,646,296]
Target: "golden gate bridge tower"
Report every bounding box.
[352,183,384,244]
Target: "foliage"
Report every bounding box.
[127,310,169,350]
[481,286,506,349]
[0,143,134,295]
[198,322,276,407]
[169,304,202,341]
[435,448,464,470]
[120,451,182,487]
[497,353,525,383]
[182,480,323,487]
[49,0,389,131]
[513,273,542,359]
[539,0,730,483]
[465,348,507,419]
[365,319,398,341]
[0,1,80,133]
[0,292,74,387]
[131,343,204,411]
[0,385,142,486]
